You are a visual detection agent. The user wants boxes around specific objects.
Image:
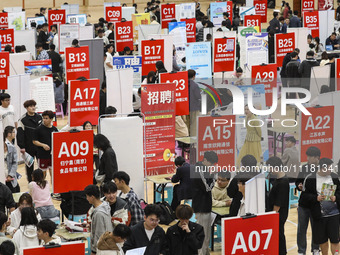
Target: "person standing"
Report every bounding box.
[298,51,320,95]
[48,44,62,74]
[285,52,301,99]
[188,69,201,137]
[104,44,114,73]
[0,93,18,130]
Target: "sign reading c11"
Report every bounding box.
[141,39,165,76]
[161,3,176,29]
[0,52,9,90]
[213,37,236,73]
[52,130,93,194]
[115,21,133,52]
[65,46,90,84]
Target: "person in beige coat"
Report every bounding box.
[212,172,232,207]
[97,224,131,255]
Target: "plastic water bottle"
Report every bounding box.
[334,250,339,255]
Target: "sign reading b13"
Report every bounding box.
[48,10,66,27]
[115,21,133,52]
[275,32,295,66]
[303,11,319,38]
[65,46,90,84]
[0,52,9,90]
[106,6,122,23]
[0,29,14,52]
[52,130,93,194]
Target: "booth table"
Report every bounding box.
[211,206,230,251]
[147,173,174,203]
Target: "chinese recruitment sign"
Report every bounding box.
[141,83,176,176]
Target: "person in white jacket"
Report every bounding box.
[12,207,39,255]
[0,212,19,255]
[212,172,232,207]
[97,224,131,255]
[7,193,42,236]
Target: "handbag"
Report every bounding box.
[95,170,105,184]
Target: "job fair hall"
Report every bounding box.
[0,0,339,254]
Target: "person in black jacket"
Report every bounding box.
[298,51,320,94]
[280,48,300,89]
[188,69,201,137]
[295,146,320,255]
[268,30,275,63]
[48,44,62,74]
[123,204,167,255]
[166,204,204,255]
[223,12,232,30]
[17,100,42,183]
[171,156,192,211]
[285,51,300,98]
[37,23,50,50]
[99,81,107,116]
[191,151,217,255]
[325,54,336,91]
[299,158,340,255]
[269,12,280,33]
[289,10,301,28]
[93,134,118,185]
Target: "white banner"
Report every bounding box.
[30,76,55,113]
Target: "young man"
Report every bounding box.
[298,51,320,93]
[269,11,280,33]
[37,23,49,50]
[32,110,58,181]
[123,204,167,255]
[188,69,201,137]
[113,171,144,226]
[192,151,217,255]
[0,93,18,130]
[0,241,16,255]
[48,44,62,74]
[104,44,114,73]
[285,52,301,98]
[266,156,290,255]
[97,224,131,254]
[0,212,18,254]
[84,185,113,255]
[17,100,42,183]
[212,172,232,207]
[296,146,321,255]
[35,42,50,60]
[325,32,340,49]
[96,29,109,46]
[37,219,61,245]
[99,81,107,116]
[300,158,340,255]
[281,136,299,181]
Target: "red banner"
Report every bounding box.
[141,39,165,76]
[159,71,189,115]
[197,115,236,166]
[48,10,66,28]
[301,0,314,12]
[24,59,52,66]
[300,106,334,162]
[226,1,233,23]
[303,11,319,38]
[318,0,333,10]
[105,6,122,23]
[336,58,340,91]
[24,242,85,255]
[161,3,176,29]
[65,46,90,84]
[52,131,93,194]
[141,83,176,176]
[254,0,267,23]
[275,32,295,67]
[213,37,236,73]
[181,18,196,43]
[222,212,279,255]
[69,79,100,126]
[251,64,277,107]
[0,13,8,29]
[115,21,133,52]
[0,29,14,52]
[244,15,262,30]
[0,52,9,90]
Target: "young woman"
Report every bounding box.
[12,207,39,255]
[3,126,20,193]
[7,193,41,236]
[28,169,60,220]
[142,71,156,84]
[320,51,329,66]
[83,121,94,131]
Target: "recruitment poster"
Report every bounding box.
[168,21,187,63]
[30,76,55,113]
[179,3,195,19]
[132,13,150,42]
[300,106,334,162]
[210,2,227,27]
[7,12,25,31]
[24,60,52,79]
[186,42,212,78]
[115,21,133,52]
[69,79,100,126]
[65,46,90,84]
[141,39,164,76]
[181,18,196,43]
[0,52,9,89]
[197,115,236,167]
[141,83,176,176]
[213,37,236,73]
[59,24,80,54]
[67,14,87,26]
[112,56,142,86]
[246,33,268,67]
[238,26,258,69]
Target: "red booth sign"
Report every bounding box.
[69,79,100,126]
[105,6,122,22]
[197,115,236,166]
[161,3,176,29]
[302,0,314,12]
[303,11,319,38]
[52,131,93,194]
[213,37,236,73]
[141,83,176,176]
[222,212,279,255]
[0,29,14,52]
[244,15,262,29]
[336,58,340,91]
[115,21,133,52]
[24,242,85,255]
[0,13,8,29]
[275,32,295,67]
[181,18,196,43]
[48,10,66,28]
[251,64,277,107]
[159,71,189,115]
[65,46,90,84]
[141,39,165,76]
[254,0,267,23]
[300,106,334,162]
[0,52,9,90]
[226,1,233,23]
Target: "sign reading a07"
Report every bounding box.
[165,79,185,91]
[118,26,131,34]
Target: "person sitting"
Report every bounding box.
[97,224,131,255]
[166,204,205,255]
[0,240,16,255]
[114,171,144,226]
[170,156,192,211]
[12,207,39,255]
[37,219,61,245]
[325,32,340,50]
[0,212,19,254]
[123,204,167,255]
[212,171,232,207]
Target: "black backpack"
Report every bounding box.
[156,202,176,225]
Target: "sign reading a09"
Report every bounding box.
[166,79,185,91]
[0,33,12,43]
[278,38,293,48]
[118,26,131,35]
[144,45,161,55]
[58,141,89,158]
[0,58,7,68]
[69,52,86,63]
